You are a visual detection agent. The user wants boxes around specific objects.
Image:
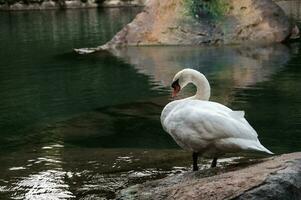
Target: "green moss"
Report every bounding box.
[184,0,229,20]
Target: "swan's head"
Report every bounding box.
[171,68,197,97]
[171,68,210,99]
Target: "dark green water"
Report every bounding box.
[0,6,301,200]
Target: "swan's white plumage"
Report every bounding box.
[161,69,273,156]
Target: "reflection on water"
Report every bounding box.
[7,143,75,200]
[14,169,73,199]
[111,44,290,88]
[1,4,301,200]
[0,146,247,200]
[0,8,148,150]
[110,43,291,103]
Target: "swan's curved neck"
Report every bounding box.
[188,73,211,101]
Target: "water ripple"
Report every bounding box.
[12,169,74,200]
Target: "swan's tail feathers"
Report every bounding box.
[255,144,274,155]
[222,138,274,155]
[255,141,274,155]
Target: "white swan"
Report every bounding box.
[161,68,273,171]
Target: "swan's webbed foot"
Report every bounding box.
[192,152,199,171]
[211,157,217,168]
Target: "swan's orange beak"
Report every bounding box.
[171,80,181,98]
[172,85,180,97]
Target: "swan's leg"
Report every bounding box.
[192,152,199,171]
[211,157,217,168]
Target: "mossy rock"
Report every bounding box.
[184,0,230,20]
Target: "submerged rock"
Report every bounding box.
[75,0,297,54]
[117,152,301,200]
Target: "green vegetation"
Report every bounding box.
[184,0,229,20]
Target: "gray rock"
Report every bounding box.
[235,157,301,200]
[117,153,301,200]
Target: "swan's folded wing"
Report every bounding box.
[230,111,245,119]
[166,105,258,141]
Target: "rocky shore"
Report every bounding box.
[0,0,145,10]
[118,152,301,200]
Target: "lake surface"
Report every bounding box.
[1,5,301,200]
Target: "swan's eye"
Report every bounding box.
[171,79,180,89]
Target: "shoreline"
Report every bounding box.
[0,0,145,11]
[0,0,298,12]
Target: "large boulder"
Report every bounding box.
[82,0,297,52]
[118,152,301,200]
